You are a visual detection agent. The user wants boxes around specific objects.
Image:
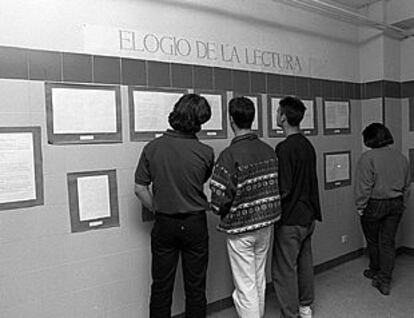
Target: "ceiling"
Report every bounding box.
[326,0,382,9]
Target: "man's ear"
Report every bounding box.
[229,115,234,125]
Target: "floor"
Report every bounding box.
[208,255,414,318]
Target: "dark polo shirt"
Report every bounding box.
[135,129,214,214]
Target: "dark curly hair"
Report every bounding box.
[362,122,394,149]
[168,94,211,133]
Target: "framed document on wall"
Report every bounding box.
[324,151,351,189]
[234,93,263,137]
[45,83,122,144]
[67,169,119,232]
[267,96,317,137]
[129,87,187,141]
[0,127,44,211]
[195,90,228,139]
[323,99,351,135]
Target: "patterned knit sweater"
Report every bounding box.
[210,133,281,234]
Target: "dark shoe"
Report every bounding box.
[372,279,390,295]
[363,269,378,280]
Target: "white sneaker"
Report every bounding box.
[299,305,312,318]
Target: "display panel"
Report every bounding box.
[323,99,351,135]
[324,151,351,189]
[129,87,187,141]
[67,169,119,232]
[45,83,122,144]
[0,127,44,210]
[196,90,228,139]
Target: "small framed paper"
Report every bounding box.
[196,90,228,139]
[129,87,187,141]
[234,93,263,137]
[323,99,351,135]
[267,95,284,137]
[67,169,119,232]
[267,96,317,137]
[324,151,351,189]
[45,83,122,144]
[0,127,44,211]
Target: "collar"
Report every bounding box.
[231,133,258,145]
[164,129,198,139]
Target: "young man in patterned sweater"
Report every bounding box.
[210,96,281,318]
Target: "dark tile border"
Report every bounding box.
[0,45,413,99]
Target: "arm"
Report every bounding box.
[276,143,293,201]
[354,155,374,212]
[209,154,236,217]
[135,183,153,211]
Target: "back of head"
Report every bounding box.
[229,97,255,129]
[168,94,211,134]
[279,96,306,127]
[362,122,394,149]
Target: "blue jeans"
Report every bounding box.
[361,197,403,284]
[150,212,208,318]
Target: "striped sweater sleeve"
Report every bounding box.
[210,156,236,216]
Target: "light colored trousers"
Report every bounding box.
[226,226,273,318]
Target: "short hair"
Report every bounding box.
[362,122,394,149]
[168,94,211,133]
[229,97,255,129]
[278,96,306,127]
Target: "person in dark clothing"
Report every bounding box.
[271,96,322,318]
[134,94,214,318]
[355,123,410,296]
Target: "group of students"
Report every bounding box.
[134,94,410,318]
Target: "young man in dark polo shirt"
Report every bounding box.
[134,94,214,318]
[271,96,322,318]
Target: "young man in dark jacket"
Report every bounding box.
[271,96,322,318]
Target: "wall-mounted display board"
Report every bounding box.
[323,99,351,135]
[195,90,228,139]
[67,169,119,232]
[0,127,44,211]
[234,93,263,137]
[129,87,187,141]
[409,97,414,131]
[45,83,122,144]
[267,96,317,137]
[409,149,414,183]
[324,151,351,190]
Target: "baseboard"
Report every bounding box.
[172,247,413,317]
[397,246,414,256]
[313,248,365,274]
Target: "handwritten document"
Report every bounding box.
[201,94,223,130]
[52,88,117,134]
[0,133,36,203]
[77,175,111,221]
[134,91,182,131]
[324,101,349,129]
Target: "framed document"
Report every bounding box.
[0,127,44,211]
[323,99,351,135]
[67,169,119,232]
[324,151,351,189]
[129,87,187,141]
[196,90,228,139]
[267,96,317,137]
[45,83,122,144]
[234,93,263,137]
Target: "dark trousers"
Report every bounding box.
[150,212,209,318]
[361,197,403,284]
[272,222,316,318]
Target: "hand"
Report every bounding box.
[357,209,364,216]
